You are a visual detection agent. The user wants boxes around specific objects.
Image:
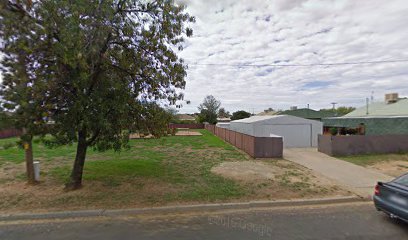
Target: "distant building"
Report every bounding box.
[216,117,231,122]
[323,93,408,135]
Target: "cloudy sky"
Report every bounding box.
[176,0,408,114]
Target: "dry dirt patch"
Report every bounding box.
[211,160,352,199]
[368,161,408,177]
[0,162,25,182]
[0,177,184,213]
[175,131,203,136]
[211,161,276,181]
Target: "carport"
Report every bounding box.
[228,115,323,147]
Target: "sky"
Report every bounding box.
[176,0,408,114]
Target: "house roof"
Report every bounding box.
[176,114,195,120]
[217,117,231,121]
[279,108,335,119]
[342,98,408,117]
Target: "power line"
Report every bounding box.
[187,59,408,68]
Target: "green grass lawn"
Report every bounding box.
[0,130,251,211]
[338,153,408,166]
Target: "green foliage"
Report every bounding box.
[132,102,174,138]
[1,0,194,148]
[231,110,251,120]
[171,119,197,124]
[1,142,15,150]
[198,95,221,124]
[329,127,338,136]
[336,106,356,116]
[198,109,218,124]
[217,107,230,118]
[264,107,275,113]
[0,111,13,130]
[319,106,356,117]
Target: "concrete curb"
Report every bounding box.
[0,196,367,222]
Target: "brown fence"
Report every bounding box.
[318,134,408,156]
[205,124,283,158]
[168,123,204,129]
[0,128,22,139]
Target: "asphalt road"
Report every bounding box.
[0,202,407,240]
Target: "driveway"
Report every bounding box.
[284,148,393,198]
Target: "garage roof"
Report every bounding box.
[231,115,286,123]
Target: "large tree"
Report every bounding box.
[197,95,220,124]
[1,0,194,190]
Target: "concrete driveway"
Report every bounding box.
[284,148,393,198]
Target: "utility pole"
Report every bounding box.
[366,97,369,115]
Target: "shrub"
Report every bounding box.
[2,142,15,150]
[329,128,338,136]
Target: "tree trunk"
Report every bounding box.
[24,136,37,185]
[65,130,88,190]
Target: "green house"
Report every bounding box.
[323,94,408,135]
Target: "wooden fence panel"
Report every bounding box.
[205,125,282,158]
[235,132,243,150]
[230,131,236,146]
[0,129,22,139]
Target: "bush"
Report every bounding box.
[329,128,338,136]
[2,142,15,150]
[170,119,197,124]
[231,110,251,120]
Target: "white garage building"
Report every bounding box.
[228,115,323,147]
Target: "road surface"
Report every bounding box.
[0,202,407,240]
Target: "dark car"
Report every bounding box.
[374,173,408,222]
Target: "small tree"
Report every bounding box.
[218,107,230,118]
[197,95,220,124]
[336,106,356,116]
[263,107,274,113]
[231,110,251,121]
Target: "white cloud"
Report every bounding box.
[177,0,408,113]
